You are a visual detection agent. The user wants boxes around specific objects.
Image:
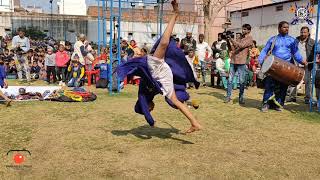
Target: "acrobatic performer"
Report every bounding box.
[117,0,201,133]
[0,58,12,106]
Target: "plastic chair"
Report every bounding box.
[85,58,100,86]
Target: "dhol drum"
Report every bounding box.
[316,69,320,89]
[261,56,305,86]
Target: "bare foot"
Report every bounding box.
[6,100,12,107]
[185,124,202,134]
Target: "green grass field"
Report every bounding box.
[1,80,320,179]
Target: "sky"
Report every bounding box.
[20,0,158,13]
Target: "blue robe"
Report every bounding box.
[0,65,6,88]
[117,38,199,126]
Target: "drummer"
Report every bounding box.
[258,21,308,112]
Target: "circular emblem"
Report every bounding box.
[296,7,308,20]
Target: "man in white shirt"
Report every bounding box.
[196,34,212,86]
[12,28,30,53]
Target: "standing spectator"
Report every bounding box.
[212,33,227,55]
[180,32,197,55]
[12,28,30,53]
[44,47,57,84]
[196,34,212,86]
[185,48,198,88]
[215,52,228,89]
[15,49,31,82]
[56,44,70,85]
[225,24,253,104]
[249,40,260,86]
[38,55,46,80]
[73,34,90,66]
[295,26,315,104]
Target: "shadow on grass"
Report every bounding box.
[111,124,194,144]
[197,91,261,110]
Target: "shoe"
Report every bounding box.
[239,97,245,104]
[261,103,269,112]
[224,97,232,103]
[58,81,63,86]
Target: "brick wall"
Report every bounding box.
[87,6,199,24]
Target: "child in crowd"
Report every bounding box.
[67,54,85,87]
[95,59,109,89]
[26,49,34,65]
[0,58,12,106]
[44,47,56,84]
[38,55,46,80]
[7,60,17,76]
[30,61,41,80]
[185,48,198,88]
[215,52,228,89]
[56,44,70,85]
[15,49,31,82]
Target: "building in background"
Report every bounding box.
[25,5,43,13]
[229,0,318,45]
[0,0,14,12]
[13,0,20,9]
[57,0,87,16]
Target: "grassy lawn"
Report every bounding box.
[1,80,320,179]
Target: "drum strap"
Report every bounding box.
[267,36,277,56]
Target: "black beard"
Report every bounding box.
[0,62,4,65]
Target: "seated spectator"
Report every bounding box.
[67,54,85,87]
[7,60,17,77]
[95,59,109,89]
[3,49,13,63]
[26,49,34,65]
[30,61,41,80]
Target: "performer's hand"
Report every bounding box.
[77,78,81,82]
[171,0,179,13]
[302,60,308,66]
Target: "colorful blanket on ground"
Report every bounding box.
[47,87,97,102]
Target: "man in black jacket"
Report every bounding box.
[180,32,196,55]
[296,26,315,104]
